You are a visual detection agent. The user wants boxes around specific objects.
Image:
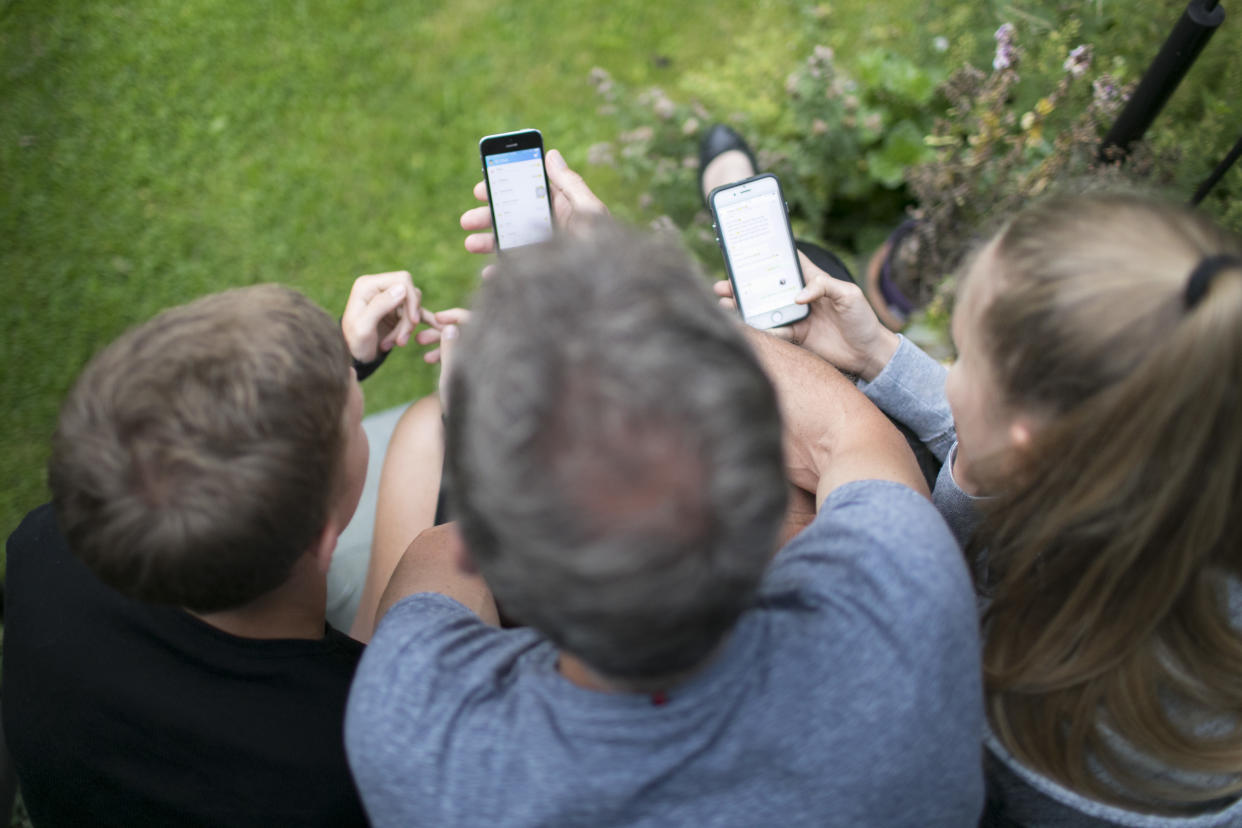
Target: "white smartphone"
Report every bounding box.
[708,174,809,330]
[479,129,555,252]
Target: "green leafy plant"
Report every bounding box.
[765,45,944,245]
[585,42,947,263]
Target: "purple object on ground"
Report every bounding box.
[878,219,919,316]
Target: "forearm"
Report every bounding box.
[744,328,929,506]
[350,395,445,642]
[857,335,956,463]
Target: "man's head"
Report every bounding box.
[446,222,788,684]
[50,284,363,613]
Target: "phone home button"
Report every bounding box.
[771,311,783,323]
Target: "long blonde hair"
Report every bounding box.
[971,192,1242,812]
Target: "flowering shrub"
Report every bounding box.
[585,44,944,263]
[894,20,1178,330]
[766,44,942,242]
[585,6,1237,334]
[586,68,711,249]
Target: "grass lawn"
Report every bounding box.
[0,0,981,568]
[0,0,805,559]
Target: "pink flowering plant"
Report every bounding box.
[762,45,943,244]
[586,67,713,241]
[887,19,1178,332]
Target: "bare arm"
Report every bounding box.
[744,328,929,507]
[375,523,500,627]
[348,394,445,642]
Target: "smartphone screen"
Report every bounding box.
[710,174,808,330]
[480,130,554,251]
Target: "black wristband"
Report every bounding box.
[352,347,391,382]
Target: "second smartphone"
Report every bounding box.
[479,129,554,252]
[708,173,808,330]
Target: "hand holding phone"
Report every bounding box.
[479,129,554,252]
[709,174,808,330]
[462,149,610,266]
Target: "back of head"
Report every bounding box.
[50,284,352,613]
[445,222,787,685]
[973,192,1242,810]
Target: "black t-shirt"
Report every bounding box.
[2,503,369,827]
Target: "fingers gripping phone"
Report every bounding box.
[709,174,809,330]
[479,129,555,251]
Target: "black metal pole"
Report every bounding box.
[1190,130,1242,205]
[1099,0,1226,160]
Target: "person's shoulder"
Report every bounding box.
[349,593,542,712]
[8,501,61,550]
[748,482,986,819]
[784,479,961,567]
[767,479,974,619]
[5,501,93,609]
[319,623,367,664]
[367,591,499,654]
[345,594,547,801]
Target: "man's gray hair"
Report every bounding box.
[446,221,787,682]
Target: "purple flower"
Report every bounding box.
[1091,74,1126,116]
[1063,44,1092,77]
[587,142,615,167]
[993,23,1017,71]
[1092,76,1118,103]
[619,126,654,144]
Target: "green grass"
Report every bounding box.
[0,0,829,560]
[4,0,1240,569]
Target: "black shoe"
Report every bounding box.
[698,124,758,206]
[795,240,854,285]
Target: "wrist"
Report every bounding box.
[352,347,390,382]
[859,329,900,383]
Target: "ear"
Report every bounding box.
[312,520,340,576]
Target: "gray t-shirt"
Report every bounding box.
[345,480,984,827]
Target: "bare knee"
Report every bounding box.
[387,394,443,464]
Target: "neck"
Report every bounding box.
[190,554,328,641]
[559,652,623,692]
[557,640,725,695]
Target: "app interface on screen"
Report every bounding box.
[486,147,553,250]
[716,188,800,317]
